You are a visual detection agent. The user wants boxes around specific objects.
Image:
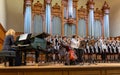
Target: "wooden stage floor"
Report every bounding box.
[0,63,120,69]
[0,63,120,75]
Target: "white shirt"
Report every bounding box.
[99,39,103,48]
[95,42,98,53]
[102,44,107,52]
[118,47,120,53]
[70,38,79,49]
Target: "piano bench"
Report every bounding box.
[0,51,16,66]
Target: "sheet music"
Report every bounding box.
[19,34,28,41]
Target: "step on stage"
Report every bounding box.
[0,63,120,75]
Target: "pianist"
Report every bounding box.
[3,29,15,51]
[2,29,16,66]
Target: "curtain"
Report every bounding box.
[88,9,94,37]
[45,4,51,33]
[33,15,43,35]
[52,16,61,35]
[94,20,102,38]
[24,6,32,33]
[104,14,109,38]
[78,19,86,37]
[64,24,76,36]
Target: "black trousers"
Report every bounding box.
[101,51,107,61]
[15,51,22,66]
[74,48,84,63]
[35,50,40,63]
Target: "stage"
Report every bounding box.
[0,63,120,75]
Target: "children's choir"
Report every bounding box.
[44,35,120,65]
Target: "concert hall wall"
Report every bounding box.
[0,0,7,30]
[0,23,5,50]
[5,0,120,37]
[0,24,23,50]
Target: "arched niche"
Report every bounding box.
[33,15,43,35]
[64,24,76,36]
[94,20,102,38]
[78,6,87,37]
[52,16,61,35]
[94,8,103,38]
[78,18,86,38]
[32,1,45,35]
[51,3,62,35]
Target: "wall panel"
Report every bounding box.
[69,71,101,75]
[0,23,5,50]
[0,24,23,50]
[106,70,120,75]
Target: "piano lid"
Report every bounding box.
[35,32,50,39]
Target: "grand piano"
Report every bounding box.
[0,32,49,66]
[13,32,49,65]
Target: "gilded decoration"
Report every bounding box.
[24,0,110,36]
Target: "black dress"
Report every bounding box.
[2,35,15,66]
[3,35,14,51]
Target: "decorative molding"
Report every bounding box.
[102,1,110,14]
[66,18,76,25]
[86,0,95,9]
[52,3,61,17]
[25,0,33,6]
[78,6,87,19]
[32,1,44,14]
[115,36,120,40]
[29,0,110,37]
[52,3,60,9]
[94,8,102,20]
[24,0,33,14]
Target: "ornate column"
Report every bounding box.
[61,0,65,36]
[102,1,110,38]
[45,0,52,34]
[43,15,45,32]
[24,0,33,33]
[86,0,95,37]
[85,17,88,37]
